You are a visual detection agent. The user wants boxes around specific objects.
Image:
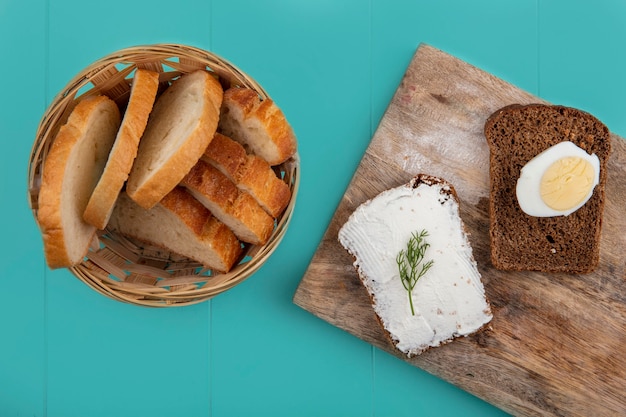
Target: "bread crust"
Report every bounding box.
[181,160,239,214]
[236,155,291,218]
[181,160,274,245]
[109,187,242,272]
[201,133,291,218]
[484,104,611,273]
[83,69,159,229]
[157,188,243,272]
[202,132,248,181]
[126,70,223,209]
[218,87,297,165]
[37,95,121,268]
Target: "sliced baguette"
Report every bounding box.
[83,69,159,229]
[126,70,223,209]
[484,104,611,273]
[236,155,291,218]
[180,160,274,245]
[108,187,242,272]
[201,133,291,218]
[218,87,297,165]
[201,132,248,181]
[37,95,121,269]
[338,175,492,357]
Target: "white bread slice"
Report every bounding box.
[180,160,274,245]
[218,87,297,165]
[201,133,291,218]
[37,95,121,269]
[338,175,492,357]
[83,69,159,229]
[108,187,242,272]
[126,70,223,209]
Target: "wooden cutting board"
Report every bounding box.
[293,44,626,417]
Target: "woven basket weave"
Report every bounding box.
[27,44,300,307]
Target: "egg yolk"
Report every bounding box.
[540,156,595,211]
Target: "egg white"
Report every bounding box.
[516,141,600,217]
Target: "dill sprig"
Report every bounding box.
[396,229,434,316]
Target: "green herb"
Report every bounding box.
[396,229,434,316]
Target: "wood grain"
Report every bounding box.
[293,44,626,417]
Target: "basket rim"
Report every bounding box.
[28,43,301,307]
[28,43,270,196]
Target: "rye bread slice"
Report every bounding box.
[484,104,611,273]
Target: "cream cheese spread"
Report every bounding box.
[338,177,492,357]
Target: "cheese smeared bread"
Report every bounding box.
[338,175,492,357]
[218,87,297,165]
[126,70,223,209]
[83,69,159,229]
[108,187,242,272]
[37,95,121,269]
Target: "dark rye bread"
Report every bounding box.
[484,104,611,273]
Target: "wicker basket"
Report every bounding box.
[27,44,300,307]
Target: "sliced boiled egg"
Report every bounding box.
[516,141,600,217]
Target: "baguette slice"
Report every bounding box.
[484,104,611,273]
[338,175,492,357]
[108,187,242,272]
[83,69,159,229]
[201,132,291,218]
[37,95,121,269]
[201,132,248,180]
[180,160,274,245]
[236,155,291,218]
[218,87,297,165]
[126,70,223,209]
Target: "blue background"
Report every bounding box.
[1,1,624,416]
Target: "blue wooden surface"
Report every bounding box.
[1,1,624,416]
